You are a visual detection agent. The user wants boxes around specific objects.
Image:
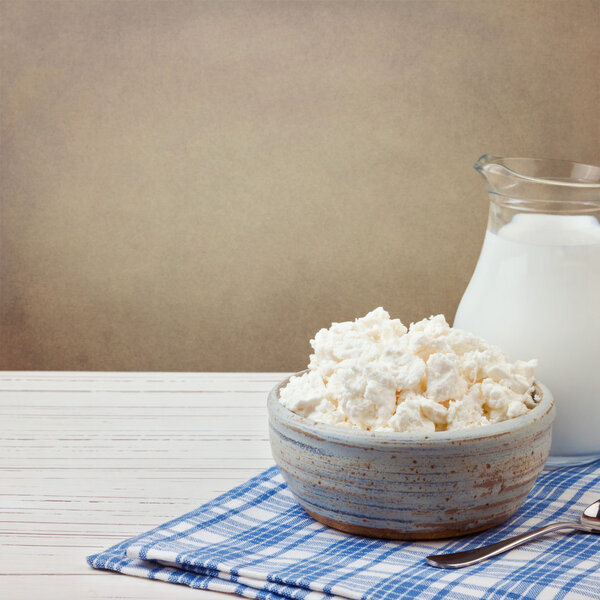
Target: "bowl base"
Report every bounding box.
[302,506,515,541]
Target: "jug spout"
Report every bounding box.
[474,154,512,196]
[474,153,501,174]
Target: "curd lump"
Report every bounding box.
[279,308,539,432]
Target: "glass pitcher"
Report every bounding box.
[454,155,600,468]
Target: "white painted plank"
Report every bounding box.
[0,475,266,497]
[0,371,287,380]
[0,397,265,410]
[1,546,99,574]
[0,372,289,392]
[0,574,231,599]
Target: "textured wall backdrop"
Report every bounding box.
[1,0,599,371]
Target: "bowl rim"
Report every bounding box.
[268,371,555,446]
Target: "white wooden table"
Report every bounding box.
[0,372,287,599]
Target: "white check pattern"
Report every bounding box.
[88,461,600,599]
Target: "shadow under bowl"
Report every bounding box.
[268,374,555,540]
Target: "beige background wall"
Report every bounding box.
[1,0,599,372]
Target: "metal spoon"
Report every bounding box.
[426,498,600,569]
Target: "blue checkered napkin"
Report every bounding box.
[88,461,600,600]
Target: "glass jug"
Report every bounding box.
[454,155,600,468]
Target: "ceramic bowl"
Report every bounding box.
[268,373,555,540]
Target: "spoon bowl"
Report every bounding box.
[581,498,600,530]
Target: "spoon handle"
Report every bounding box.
[426,522,585,569]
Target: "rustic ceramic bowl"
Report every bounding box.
[268,374,555,540]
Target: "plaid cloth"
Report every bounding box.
[88,461,600,599]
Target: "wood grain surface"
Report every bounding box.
[0,372,287,599]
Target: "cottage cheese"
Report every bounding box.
[279,308,538,432]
